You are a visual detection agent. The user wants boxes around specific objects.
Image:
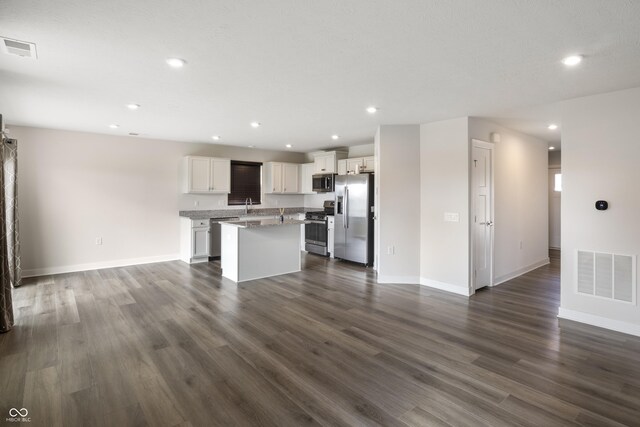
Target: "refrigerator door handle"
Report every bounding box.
[344,186,349,229]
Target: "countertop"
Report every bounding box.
[179,207,322,220]
[220,218,308,229]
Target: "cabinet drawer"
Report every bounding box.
[192,219,210,227]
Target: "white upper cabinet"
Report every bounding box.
[313,150,348,174]
[211,158,231,192]
[264,162,299,194]
[300,163,316,194]
[282,163,299,193]
[346,158,363,174]
[363,156,375,172]
[184,156,231,193]
[314,152,335,174]
[338,156,376,175]
[337,159,347,176]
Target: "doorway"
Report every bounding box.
[471,139,494,291]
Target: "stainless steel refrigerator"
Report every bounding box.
[334,173,374,266]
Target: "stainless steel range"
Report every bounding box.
[304,201,334,256]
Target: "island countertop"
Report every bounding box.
[220,218,308,229]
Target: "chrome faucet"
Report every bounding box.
[244,197,252,215]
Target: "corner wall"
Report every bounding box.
[420,118,471,294]
[559,87,640,336]
[375,125,421,282]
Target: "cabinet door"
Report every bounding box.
[363,156,375,172]
[314,155,327,174]
[283,164,299,193]
[337,159,347,175]
[300,163,314,193]
[346,158,363,174]
[189,157,212,192]
[211,158,230,193]
[272,163,283,193]
[192,227,210,258]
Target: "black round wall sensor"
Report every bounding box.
[595,200,608,211]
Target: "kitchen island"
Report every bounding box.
[220,218,307,282]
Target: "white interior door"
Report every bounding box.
[472,140,494,290]
[549,168,561,249]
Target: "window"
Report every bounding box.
[228,161,262,205]
[554,173,562,192]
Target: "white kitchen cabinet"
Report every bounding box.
[313,150,348,174]
[363,156,375,172]
[184,156,231,194]
[264,162,299,194]
[300,163,316,194]
[327,215,335,258]
[283,163,299,193]
[180,218,211,263]
[337,159,347,176]
[346,158,363,174]
[340,156,376,175]
[298,213,306,251]
[314,152,335,174]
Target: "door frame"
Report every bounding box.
[470,139,495,294]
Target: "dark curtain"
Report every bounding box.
[0,135,21,333]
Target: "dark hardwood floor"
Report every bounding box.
[2,250,640,426]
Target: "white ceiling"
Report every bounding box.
[1,1,640,152]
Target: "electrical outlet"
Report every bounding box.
[387,246,395,255]
[194,200,199,207]
[275,200,279,206]
[95,237,103,245]
[218,199,224,206]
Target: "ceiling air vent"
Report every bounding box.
[1,37,37,59]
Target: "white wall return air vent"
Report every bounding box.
[576,250,636,304]
[1,37,37,59]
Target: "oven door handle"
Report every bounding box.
[306,220,327,225]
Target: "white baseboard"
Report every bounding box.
[558,307,640,337]
[493,258,550,286]
[376,275,421,284]
[420,278,472,296]
[22,254,181,278]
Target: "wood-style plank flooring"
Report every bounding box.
[2,250,640,426]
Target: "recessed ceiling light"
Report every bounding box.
[247,145,255,148]
[366,106,378,114]
[549,146,555,150]
[166,58,186,68]
[562,55,583,67]
[250,122,261,128]
[285,144,292,148]
[109,124,119,129]
[331,135,339,140]
[211,135,221,141]
[129,132,139,136]
[127,103,140,110]
[548,124,558,130]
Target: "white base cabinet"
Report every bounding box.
[180,218,211,264]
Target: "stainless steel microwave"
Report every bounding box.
[312,173,335,192]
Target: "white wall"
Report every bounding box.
[420,118,471,293]
[559,87,640,336]
[375,125,421,282]
[468,118,549,284]
[12,125,306,275]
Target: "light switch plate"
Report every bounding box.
[444,212,459,222]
